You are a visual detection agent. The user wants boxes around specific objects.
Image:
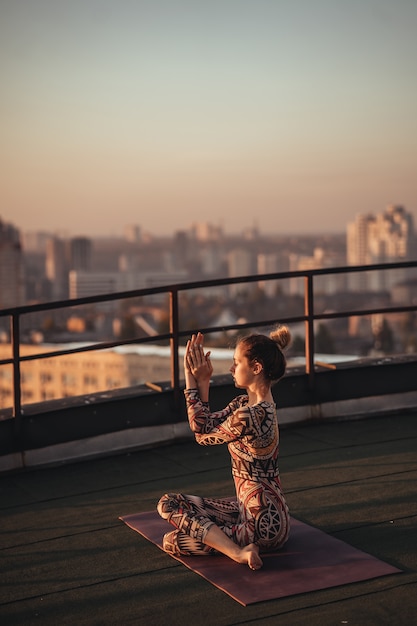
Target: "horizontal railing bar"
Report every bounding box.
[2,333,174,364]
[314,304,417,321]
[1,260,416,319]
[0,302,415,367]
[0,358,13,366]
[3,297,416,359]
[0,317,306,366]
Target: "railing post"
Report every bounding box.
[11,313,22,442]
[169,289,181,414]
[304,274,315,390]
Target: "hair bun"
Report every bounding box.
[269,325,291,350]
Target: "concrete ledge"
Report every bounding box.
[2,389,416,473]
[279,390,417,425]
[0,422,192,473]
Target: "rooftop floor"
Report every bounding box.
[1,411,417,625]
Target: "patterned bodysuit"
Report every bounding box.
[157,388,290,556]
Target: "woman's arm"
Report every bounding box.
[184,332,213,402]
[185,389,249,445]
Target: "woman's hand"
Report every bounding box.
[184,332,213,395]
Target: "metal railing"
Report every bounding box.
[1,260,417,434]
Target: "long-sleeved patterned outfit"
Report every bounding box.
[157,388,290,557]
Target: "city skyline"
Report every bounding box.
[1,0,417,238]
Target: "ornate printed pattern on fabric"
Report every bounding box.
[156,389,290,555]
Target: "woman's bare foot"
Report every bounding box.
[203,524,263,570]
[239,543,263,570]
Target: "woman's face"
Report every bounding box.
[230,343,256,389]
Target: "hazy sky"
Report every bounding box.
[1,0,416,237]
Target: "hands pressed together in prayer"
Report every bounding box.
[184,332,213,399]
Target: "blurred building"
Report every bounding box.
[190,221,223,242]
[199,243,224,275]
[69,268,189,307]
[288,248,346,295]
[21,231,50,254]
[347,205,416,291]
[0,344,158,407]
[257,253,290,296]
[69,271,127,311]
[69,237,92,271]
[45,237,68,300]
[44,236,93,301]
[0,343,233,409]
[0,218,25,309]
[172,230,191,270]
[124,224,142,244]
[347,213,374,291]
[227,248,256,296]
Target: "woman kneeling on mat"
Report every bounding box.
[157,326,291,571]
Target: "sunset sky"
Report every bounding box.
[1,0,416,237]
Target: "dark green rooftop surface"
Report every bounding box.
[1,412,416,625]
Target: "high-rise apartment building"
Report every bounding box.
[199,244,223,275]
[69,237,92,271]
[368,206,415,261]
[45,237,69,301]
[68,271,126,307]
[346,205,416,291]
[0,218,25,309]
[227,248,256,297]
[257,253,290,296]
[42,236,92,302]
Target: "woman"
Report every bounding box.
[157,326,291,570]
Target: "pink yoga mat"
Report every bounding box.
[120,511,401,606]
